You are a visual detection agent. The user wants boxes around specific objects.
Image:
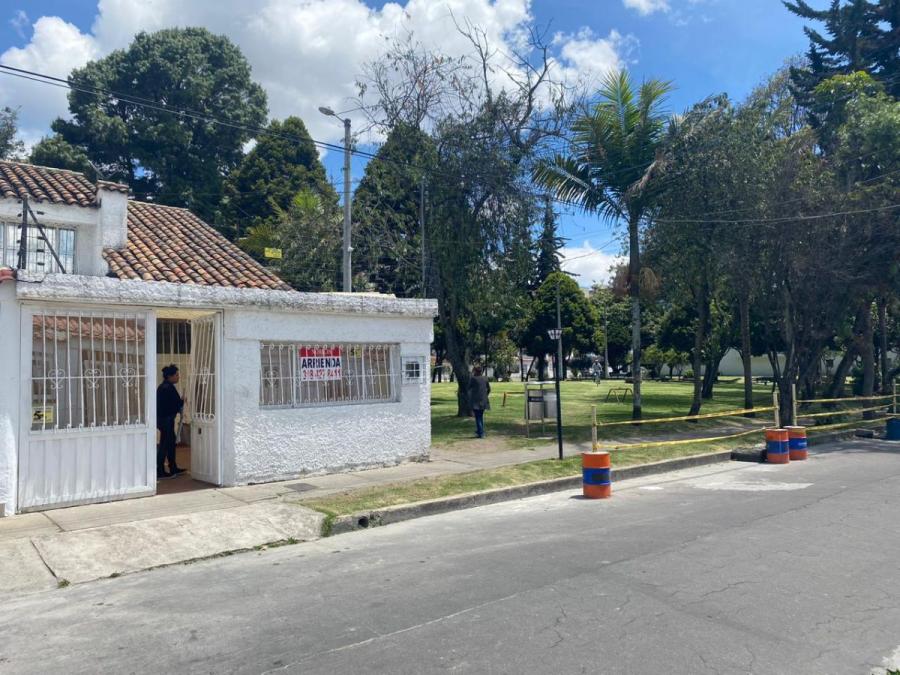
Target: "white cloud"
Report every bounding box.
[0,1,635,149]
[552,28,636,90]
[0,16,100,141]
[560,240,624,288]
[623,0,670,15]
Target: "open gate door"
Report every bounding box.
[188,313,221,485]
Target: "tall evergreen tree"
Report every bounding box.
[219,116,337,240]
[46,28,268,222]
[533,197,564,289]
[784,0,900,111]
[352,123,434,297]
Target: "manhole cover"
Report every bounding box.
[284,483,316,493]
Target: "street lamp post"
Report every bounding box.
[548,282,564,460]
[319,106,352,293]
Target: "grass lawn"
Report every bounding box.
[304,433,753,517]
[304,379,878,518]
[431,379,775,448]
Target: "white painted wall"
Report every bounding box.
[0,184,127,277]
[717,349,783,378]
[0,279,19,516]
[222,308,434,485]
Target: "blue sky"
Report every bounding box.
[0,1,813,284]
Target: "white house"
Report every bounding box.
[0,160,437,516]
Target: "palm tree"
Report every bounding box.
[534,70,671,419]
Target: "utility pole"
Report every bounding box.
[341,116,352,293]
[318,106,353,292]
[603,304,609,380]
[547,279,565,460]
[420,178,426,298]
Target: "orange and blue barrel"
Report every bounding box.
[582,451,611,499]
[785,426,808,460]
[765,428,790,464]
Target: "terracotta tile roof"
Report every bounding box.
[0,160,127,207]
[105,201,292,291]
[0,160,290,291]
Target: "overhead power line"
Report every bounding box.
[2,62,898,229]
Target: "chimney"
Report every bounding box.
[97,181,129,250]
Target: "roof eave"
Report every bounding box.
[15,272,439,318]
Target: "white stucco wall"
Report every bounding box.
[0,185,127,277]
[222,308,433,485]
[4,273,438,508]
[0,279,19,516]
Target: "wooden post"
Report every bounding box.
[591,405,598,451]
[791,383,798,427]
[773,390,780,428]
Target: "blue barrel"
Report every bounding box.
[887,418,900,441]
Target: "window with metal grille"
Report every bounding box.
[259,342,400,408]
[30,310,147,431]
[2,223,75,274]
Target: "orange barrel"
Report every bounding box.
[786,426,808,460]
[765,428,790,464]
[582,451,611,499]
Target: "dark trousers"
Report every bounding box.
[157,417,177,473]
[474,409,485,438]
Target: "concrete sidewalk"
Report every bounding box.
[0,441,571,597]
[1,420,851,598]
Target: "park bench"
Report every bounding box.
[605,387,633,403]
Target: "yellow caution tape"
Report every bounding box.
[597,406,774,427]
[607,426,766,451]
[807,416,886,432]
[798,404,890,419]
[797,394,893,404]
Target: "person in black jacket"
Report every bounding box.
[157,364,186,479]
[468,365,491,438]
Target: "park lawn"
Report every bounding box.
[304,432,754,517]
[431,379,775,448]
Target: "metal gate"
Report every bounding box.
[18,306,155,511]
[188,313,220,485]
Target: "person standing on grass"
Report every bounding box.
[157,364,187,479]
[469,365,491,438]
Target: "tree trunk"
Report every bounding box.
[438,301,472,417]
[879,297,889,394]
[860,302,875,418]
[536,355,547,381]
[689,277,708,416]
[826,342,858,399]
[777,287,796,426]
[702,352,725,400]
[628,212,642,420]
[739,292,754,414]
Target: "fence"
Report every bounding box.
[589,404,775,452]
[792,382,896,433]
[587,382,898,453]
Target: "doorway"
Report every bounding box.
[155,310,222,493]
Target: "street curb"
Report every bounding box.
[327,450,733,536]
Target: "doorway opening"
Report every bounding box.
[156,310,220,495]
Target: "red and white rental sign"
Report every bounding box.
[299,346,343,381]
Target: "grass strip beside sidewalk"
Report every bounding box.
[302,435,755,518]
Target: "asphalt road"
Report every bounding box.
[2,439,900,675]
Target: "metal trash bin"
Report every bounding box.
[543,391,558,421]
[527,392,545,421]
